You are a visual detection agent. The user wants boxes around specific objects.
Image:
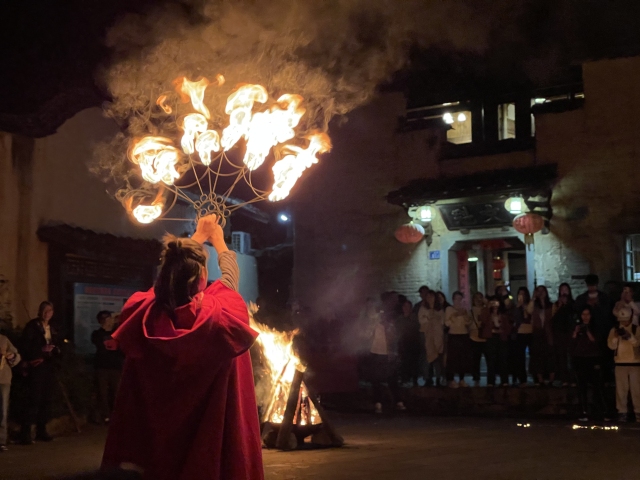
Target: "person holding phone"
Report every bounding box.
[20,301,61,444]
[527,286,555,386]
[571,306,609,421]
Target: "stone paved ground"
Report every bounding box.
[1,414,639,480]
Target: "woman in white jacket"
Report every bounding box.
[445,292,472,388]
[418,291,445,387]
[608,306,640,423]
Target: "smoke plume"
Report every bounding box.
[98,0,518,137]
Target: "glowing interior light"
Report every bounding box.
[505,197,524,215]
[418,206,433,222]
[279,213,290,222]
[443,112,454,124]
[468,256,479,262]
[457,112,467,122]
[534,98,546,104]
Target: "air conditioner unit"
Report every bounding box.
[231,232,251,254]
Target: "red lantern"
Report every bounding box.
[493,258,506,271]
[395,223,425,244]
[513,213,545,249]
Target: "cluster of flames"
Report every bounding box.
[249,306,320,426]
[126,75,331,223]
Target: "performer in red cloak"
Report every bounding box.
[101,216,264,480]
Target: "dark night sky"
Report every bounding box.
[1,0,640,133]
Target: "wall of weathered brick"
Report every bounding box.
[293,55,640,315]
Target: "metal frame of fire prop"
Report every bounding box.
[250,308,344,451]
[118,76,331,226]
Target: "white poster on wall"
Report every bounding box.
[73,284,139,355]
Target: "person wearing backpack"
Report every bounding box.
[607,306,640,423]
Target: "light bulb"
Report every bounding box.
[457,112,467,122]
[443,113,454,124]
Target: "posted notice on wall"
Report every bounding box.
[73,283,139,355]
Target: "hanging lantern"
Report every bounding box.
[395,222,425,244]
[513,213,545,249]
[493,258,506,271]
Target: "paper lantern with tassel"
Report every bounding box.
[395,222,425,244]
[513,213,544,249]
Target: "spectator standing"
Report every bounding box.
[469,292,487,386]
[445,292,472,388]
[551,283,576,386]
[571,306,608,421]
[575,274,614,382]
[20,301,61,444]
[513,287,532,386]
[92,311,124,425]
[607,306,640,423]
[370,292,406,413]
[418,291,445,387]
[528,286,555,386]
[414,286,430,383]
[396,300,421,387]
[480,296,512,386]
[613,284,640,326]
[0,333,21,452]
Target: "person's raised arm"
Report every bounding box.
[207,218,239,292]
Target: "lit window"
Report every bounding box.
[445,110,472,144]
[625,235,640,281]
[498,103,516,140]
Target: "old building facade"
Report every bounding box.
[292,55,640,316]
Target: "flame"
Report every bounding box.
[249,305,320,426]
[156,95,172,114]
[129,136,181,185]
[269,133,332,201]
[132,203,163,224]
[243,94,306,171]
[216,74,226,86]
[221,84,268,151]
[123,190,164,224]
[180,113,209,154]
[195,130,221,166]
[176,77,211,119]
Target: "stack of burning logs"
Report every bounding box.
[260,367,344,450]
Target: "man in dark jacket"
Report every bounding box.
[91,311,124,424]
[20,301,61,444]
[575,274,615,382]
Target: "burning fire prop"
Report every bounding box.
[118,76,331,225]
[249,306,343,450]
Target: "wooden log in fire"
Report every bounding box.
[275,368,305,450]
[307,386,344,447]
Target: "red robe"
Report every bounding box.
[101,281,264,480]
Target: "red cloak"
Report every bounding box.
[101,281,264,480]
